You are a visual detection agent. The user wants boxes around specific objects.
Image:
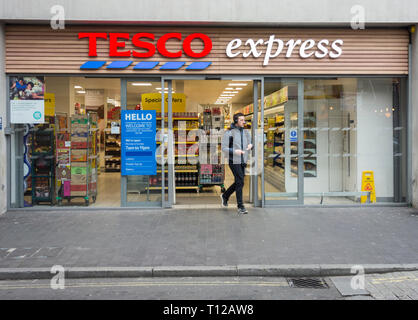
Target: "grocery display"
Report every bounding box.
[57,113,99,206]
[31,124,55,205]
[148,112,201,192]
[55,113,71,202]
[198,106,226,193]
[104,120,121,172]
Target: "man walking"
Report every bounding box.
[221,113,253,214]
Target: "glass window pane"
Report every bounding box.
[303,78,406,205]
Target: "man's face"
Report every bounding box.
[236,116,246,128]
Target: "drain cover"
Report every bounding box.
[287,278,329,289]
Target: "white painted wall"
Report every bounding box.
[1,0,418,25]
[0,24,7,214]
[412,25,418,207]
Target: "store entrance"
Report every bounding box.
[161,79,259,208]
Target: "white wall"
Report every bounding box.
[1,0,418,26]
[356,79,394,198]
[412,25,418,207]
[0,23,6,214]
[45,76,71,115]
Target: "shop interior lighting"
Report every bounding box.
[132,83,152,86]
[74,85,83,89]
[228,83,248,86]
[76,90,86,94]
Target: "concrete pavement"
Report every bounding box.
[0,206,417,280]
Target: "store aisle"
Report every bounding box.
[90,172,121,207]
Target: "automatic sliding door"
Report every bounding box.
[121,78,164,207]
[263,79,303,205]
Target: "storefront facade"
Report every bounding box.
[0,0,418,213]
[3,25,412,208]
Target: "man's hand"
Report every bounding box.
[246,144,253,151]
[234,149,245,155]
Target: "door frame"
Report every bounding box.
[162,75,263,208]
[120,77,165,208]
[263,78,305,206]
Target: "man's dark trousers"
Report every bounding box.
[223,163,246,209]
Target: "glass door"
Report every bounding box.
[120,78,165,207]
[263,79,304,205]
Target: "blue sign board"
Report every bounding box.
[290,129,297,142]
[121,110,156,176]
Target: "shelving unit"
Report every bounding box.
[198,106,225,192]
[59,113,98,206]
[104,120,121,172]
[31,126,55,205]
[290,111,317,178]
[55,113,71,203]
[264,112,286,191]
[148,113,200,192]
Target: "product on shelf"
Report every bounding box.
[59,113,99,205]
[104,120,121,172]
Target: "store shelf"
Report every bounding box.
[157,170,198,173]
[148,186,199,190]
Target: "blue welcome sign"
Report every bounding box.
[121,110,156,176]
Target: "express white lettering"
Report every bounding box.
[226,36,344,65]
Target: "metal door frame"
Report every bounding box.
[262,78,304,206]
[162,75,263,208]
[120,77,165,208]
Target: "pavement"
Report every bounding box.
[0,206,418,280]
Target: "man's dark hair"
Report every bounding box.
[233,112,245,124]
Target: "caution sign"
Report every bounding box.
[361,171,376,203]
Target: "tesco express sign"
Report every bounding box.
[79,32,343,66]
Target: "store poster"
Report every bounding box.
[44,93,56,117]
[9,76,45,124]
[121,110,156,176]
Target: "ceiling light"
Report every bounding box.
[76,90,86,94]
[74,85,83,89]
[132,83,152,86]
[224,88,234,90]
[235,87,243,90]
[228,83,248,86]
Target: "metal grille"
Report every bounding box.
[287,278,329,289]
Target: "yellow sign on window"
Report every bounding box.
[141,93,186,112]
[44,93,55,116]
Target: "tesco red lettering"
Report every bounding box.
[78,32,212,58]
[78,33,107,56]
[132,33,155,58]
[109,33,130,57]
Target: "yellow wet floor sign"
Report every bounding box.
[361,171,376,203]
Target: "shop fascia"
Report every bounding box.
[79,32,343,66]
